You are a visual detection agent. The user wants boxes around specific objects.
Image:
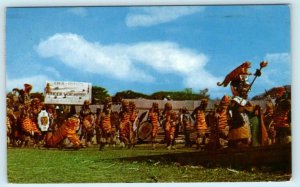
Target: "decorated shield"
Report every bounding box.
[38,110,50,132]
[137,121,153,141]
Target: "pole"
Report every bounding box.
[246,61,268,94]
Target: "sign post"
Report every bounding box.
[44,81,92,105]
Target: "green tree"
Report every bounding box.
[92,86,110,104]
[113,90,149,103]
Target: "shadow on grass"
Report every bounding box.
[118,144,291,172]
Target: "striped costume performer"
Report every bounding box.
[148,102,160,148]
[192,99,208,148]
[20,104,41,146]
[180,107,192,147]
[273,87,291,144]
[163,102,178,150]
[99,98,113,150]
[80,100,94,147]
[46,116,82,149]
[215,95,231,142]
[119,100,133,148]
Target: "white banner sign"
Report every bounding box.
[44,81,92,105]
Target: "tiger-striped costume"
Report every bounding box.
[180,107,192,147]
[162,102,178,150]
[22,117,41,136]
[214,96,231,148]
[80,101,94,147]
[192,99,208,148]
[217,61,251,87]
[148,102,160,148]
[99,101,113,150]
[45,116,82,149]
[215,95,231,134]
[273,87,291,144]
[119,100,133,148]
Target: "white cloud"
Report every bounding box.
[36,33,221,92]
[67,7,88,17]
[6,75,51,93]
[126,6,205,27]
[260,52,291,87]
[265,53,290,64]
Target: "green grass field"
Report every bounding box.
[7,144,291,183]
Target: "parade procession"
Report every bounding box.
[6,61,292,152]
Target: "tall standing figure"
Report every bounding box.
[162,102,178,150]
[273,87,291,144]
[180,107,193,148]
[99,97,113,150]
[148,102,161,149]
[227,72,252,148]
[192,99,209,149]
[80,100,95,147]
[119,100,133,148]
[215,95,231,148]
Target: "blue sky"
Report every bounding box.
[6,5,291,99]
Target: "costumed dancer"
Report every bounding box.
[180,107,193,148]
[162,102,178,150]
[264,102,276,144]
[192,99,209,149]
[18,84,42,147]
[148,102,161,149]
[45,114,82,149]
[273,87,291,144]
[119,100,133,148]
[217,61,268,148]
[99,97,113,150]
[215,95,231,148]
[79,100,95,147]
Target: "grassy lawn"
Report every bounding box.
[7,144,291,183]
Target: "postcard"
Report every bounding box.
[5,4,291,183]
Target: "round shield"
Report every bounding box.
[38,110,50,132]
[138,121,153,141]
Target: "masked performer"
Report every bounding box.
[273,87,291,144]
[119,100,133,148]
[192,99,209,149]
[45,115,82,149]
[80,100,95,147]
[180,107,193,148]
[215,95,231,148]
[148,102,161,149]
[162,102,178,150]
[99,97,113,150]
[264,102,275,144]
[18,84,42,147]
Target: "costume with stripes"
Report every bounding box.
[46,117,81,148]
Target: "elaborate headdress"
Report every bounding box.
[217,61,251,87]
